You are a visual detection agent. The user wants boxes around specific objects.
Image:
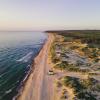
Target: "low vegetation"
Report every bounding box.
[59,76,99,100]
[49,30,100,72]
[48,30,100,100]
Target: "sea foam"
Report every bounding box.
[16,52,33,63]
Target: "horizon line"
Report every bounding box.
[0,29,100,32]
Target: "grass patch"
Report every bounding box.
[60,76,98,100]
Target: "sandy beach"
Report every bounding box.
[17,33,55,100]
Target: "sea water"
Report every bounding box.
[0,32,47,100]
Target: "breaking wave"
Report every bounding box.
[16,52,33,63]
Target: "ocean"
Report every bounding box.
[0,32,47,100]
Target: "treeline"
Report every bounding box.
[46,30,100,47]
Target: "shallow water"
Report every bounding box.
[0,32,47,100]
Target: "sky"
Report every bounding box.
[0,0,100,31]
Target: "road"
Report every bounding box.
[18,34,55,100]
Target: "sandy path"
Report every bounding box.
[18,34,55,100]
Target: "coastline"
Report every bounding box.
[13,46,44,100]
[16,33,51,100]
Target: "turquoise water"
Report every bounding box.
[0,32,47,100]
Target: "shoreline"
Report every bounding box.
[15,33,50,100]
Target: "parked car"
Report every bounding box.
[48,70,55,75]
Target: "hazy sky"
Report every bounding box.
[0,0,100,30]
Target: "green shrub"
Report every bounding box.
[77,91,96,100]
[61,76,97,100]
